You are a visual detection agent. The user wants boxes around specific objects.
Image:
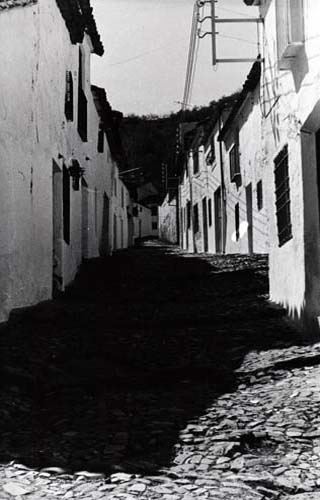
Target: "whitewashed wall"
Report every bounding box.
[133,203,152,241]
[256,0,320,325]
[0,0,115,322]
[222,86,269,255]
[159,194,177,244]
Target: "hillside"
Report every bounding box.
[120,94,239,191]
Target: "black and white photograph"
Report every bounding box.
[1,0,320,499]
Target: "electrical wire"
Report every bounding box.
[182,1,200,110]
[108,38,186,67]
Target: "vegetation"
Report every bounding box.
[120,93,239,190]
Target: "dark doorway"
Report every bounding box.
[315,129,320,227]
[214,187,222,253]
[202,197,208,252]
[246,183,253,254]
[52,161,63,294]
[81,179,89,260]
[99,193,110,256]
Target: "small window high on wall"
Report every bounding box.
[274,145,292,247]
[65,71,73,121]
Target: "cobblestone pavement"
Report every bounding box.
[0,241,320,499]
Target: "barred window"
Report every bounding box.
[274,145,292,247]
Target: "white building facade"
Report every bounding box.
[244,0,320,330]
[0,0,130,322]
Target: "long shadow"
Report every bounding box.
[0,242,314,476]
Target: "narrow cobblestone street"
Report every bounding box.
[0,241,320,499]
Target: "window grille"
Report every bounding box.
[274,145,292,247]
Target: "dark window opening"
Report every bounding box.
[206,135,216,165]
[152,222,158,230]
[235,203,240,241]
[193,149,199,174]
[65,71,73,121]
[186,201,191,229]
[63,165,70,245]
[274,145,292,247]
[257,180,263,210]
[208,198,212,226]
[230,142,241,183]
[77,48,87,142]
[193,203,199,233]
[121,187,124,208]
[98,126,104,153]
[151,206,158,216]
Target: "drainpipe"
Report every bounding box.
[218,113,226,254]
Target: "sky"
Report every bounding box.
[90,0,259,116]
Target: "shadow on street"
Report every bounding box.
[0,241,312,475]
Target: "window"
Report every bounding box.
[121,187,124,208]
[98,126,104,153]
[274,145,292,247]
[229,142,241,183]
[206,135,216,165]
[152,222,158,230]
[65,71,73,121]
[276,0,304,68]
[193,149,199,174]
[193,203,199,233]
[186,201,191,229]
[151,206,158,216]
[235,203,240,241]
[208,198,212,226]
[257,180,263,211]
[77,48,87,141]
[63,165,70,245]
